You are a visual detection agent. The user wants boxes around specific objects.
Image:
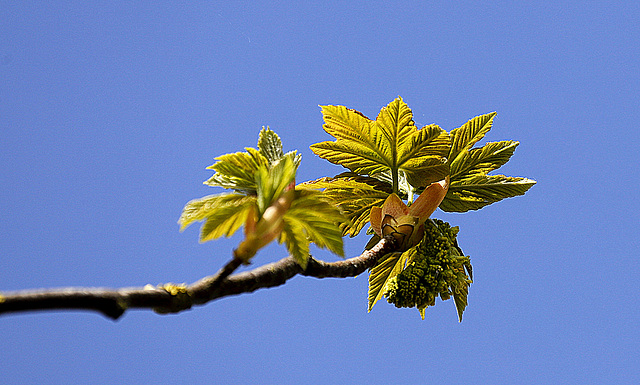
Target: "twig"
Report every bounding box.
[0,236,397,320]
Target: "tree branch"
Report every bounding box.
[0,236,397,320]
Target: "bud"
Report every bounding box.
[369,177,449,250]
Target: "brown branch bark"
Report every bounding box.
[0,236,397,320]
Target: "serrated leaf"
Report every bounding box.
[204,148,270,193]
[301,173,392,237]
[449,112,497,163]
[450,140,519,180]
[255,155,297,215]
[440,175,537,212]
[178,193,256,241]
[368,252,409,312]
[257,126,284,164]
[178,193,251,230]
[285,190,345,258]
[279,218,311,268]
[310,97,450,189]
[395,124,451,188]
[200,201,255,242]
[452,281,470,322]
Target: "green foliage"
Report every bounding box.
[179,193,255,241]
[300,173,392,237]
[382,219,472,321]
[440,174,537,212]
[280,189,345,268]
[367,252,408,312]
[180,98,536,321]
[440,113,536,212]
[310,97,450,192]
[179,127,344,266]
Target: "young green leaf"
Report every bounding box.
[440,113,536,212]
[200,200,255,242]
[257,126,284,164]
[255,156,297,216]
[279,218,311,268]
[301,173,392,237]
[204,148,270,194]
[440,174,537,212]
[285,190,345,258]
[310,97,450,191]
[368,252,409,312]
[178,193,256,241]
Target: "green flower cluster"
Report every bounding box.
[384,219,472,313]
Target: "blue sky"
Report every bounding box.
[1,2,638,384]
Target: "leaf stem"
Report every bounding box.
[391,168,399,195]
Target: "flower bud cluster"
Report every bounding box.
[384,219,472,312]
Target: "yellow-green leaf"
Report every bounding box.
[397,124,451,188]
[279,217,311,268]
[178,193,256,241]
[449,112,497,163]
[285,190,345,258]
[257,126,284,164]
[440,175,536,212]
[368,252,409,312]
[310,97,451,189]
[300,173,392,237]
[205,148,270,193]
[255,155,297,215]
[450,140,519,180]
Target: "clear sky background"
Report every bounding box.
[1,2,638,384]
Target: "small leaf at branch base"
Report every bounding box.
[279,218,311,268]
[368,252,408,312]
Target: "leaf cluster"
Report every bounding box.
[178,97,536,321]
[306,97,535,239]
[179,127,344,267]
[304,97,535,319]
[440,112,537,212]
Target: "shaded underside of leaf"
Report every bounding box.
[300,173,392,237]
[368,252,409,312]
[439,175,537,212]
